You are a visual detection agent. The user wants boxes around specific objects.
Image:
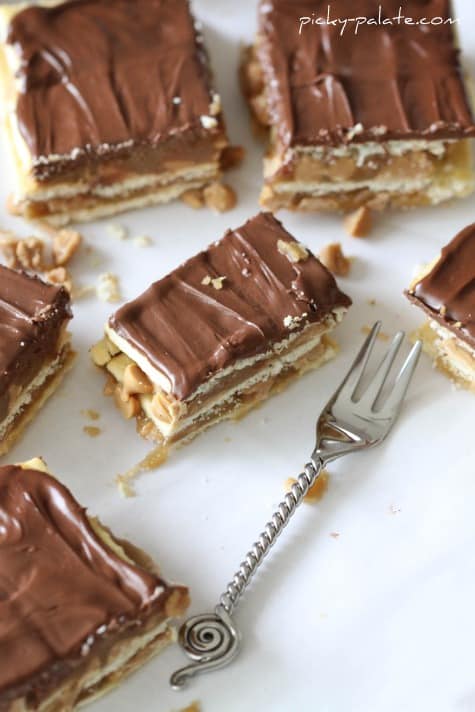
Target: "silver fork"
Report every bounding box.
[170,322,422,689]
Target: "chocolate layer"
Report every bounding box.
[407,222,475,349]
[110,212,351,400]
[0,266,71,422]
[7,0,221,176]
[257,0,475,148]
[0,464,180,708]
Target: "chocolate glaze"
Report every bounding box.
[407,222,475,349]
[7,0,221,177]
[110,212,351,400]
[257,0,475,148]
[0,464,182,708]
[0,266,72,423]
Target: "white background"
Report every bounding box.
[1,1,475,711]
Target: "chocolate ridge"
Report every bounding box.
[406,222,475,349]
[7,0,222,175]
[0,464,182,707]
[0,266,72,423]
[257,0,475,148]
[110,212,351,400]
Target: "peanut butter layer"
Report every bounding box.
[406,222,475,350]
[0,266,72,424]
[109,212,351,401]
[256,0,475,149]
[0,463,188,709]
[4,0,228,180]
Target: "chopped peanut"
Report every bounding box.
[277,239,309,263]
[344,206,373,237]
[203,182,237,212]
[52,229,82,266]
[181,188,205,209]
[319,242,351,277]
[44,267,72,293]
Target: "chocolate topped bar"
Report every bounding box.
[0,461,188,708]
[258,0,475,148]
[407,222,475,349]
[7,0,218,173]
[0,266,71,423]
[109,212,351,400]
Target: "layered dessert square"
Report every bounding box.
[242,0,475,212]
[0,265,74,456]
[0,0,234,225]
[406,223,475,391]
[92,212,351,463]
[0,458,189,710]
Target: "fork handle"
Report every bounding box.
[170,458,323,689]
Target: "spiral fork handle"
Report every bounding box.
[170,460,322,688]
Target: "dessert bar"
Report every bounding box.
[0,458,189,710]
[92,212,351,463]
[0,265,73,456]
[0,0,234,225]
[406,222,475,391]
[242,0,475,212]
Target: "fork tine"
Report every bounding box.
[331,321,382,402]
[380,340,422,416]
[358,330,405,408]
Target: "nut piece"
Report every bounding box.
[181,188,205,209]
[211,276,226,290]
[319,242,351,277]
[344,206,373,237]
[203,182,237,213]
[277,239,309,263]
[16,238,48,271]
[44,267,72,292]
[123,364,153,396]
[52,229,82,266]
[83,425,101,438]
[97,272,121,303]
[90,337,119,367]
[114,384,140,419]
[285,469,330,503]
[150,391,180,425]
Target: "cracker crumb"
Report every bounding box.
[319,242,351,276]
[106,223,128,240]
[97,272,121,302]
[203,182,236,212]
[133,235,153,247]
[344,206,373,237]
[361,325,390,341]
[81,409,100,421]
[116,475,136,499]
[285,469,329,503]
[277,239,309,263]
[83,426,101,438]
[211,276,226,290]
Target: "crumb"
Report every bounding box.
[44,266,73,293]
[319,242,351,276]
[211,276,226,290]
[330,532,340,538]
[97,272,121,303]
[283,313,307,330]
[277,239,308,263]
[209,92,221,116]
[177,703,201,712]
[361,325,390,341]
[133,235,153,247]
[106,223,128,240]
[81,409,100,421]
[344,206,373,237]
[285,469,329,503]
[367,299,377,306]
[83,425,101,438]
[203,182,237,212]
[52,228,82,266]
[116,475,136,499]
[181,188,205,209]
[201,275,212,286]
